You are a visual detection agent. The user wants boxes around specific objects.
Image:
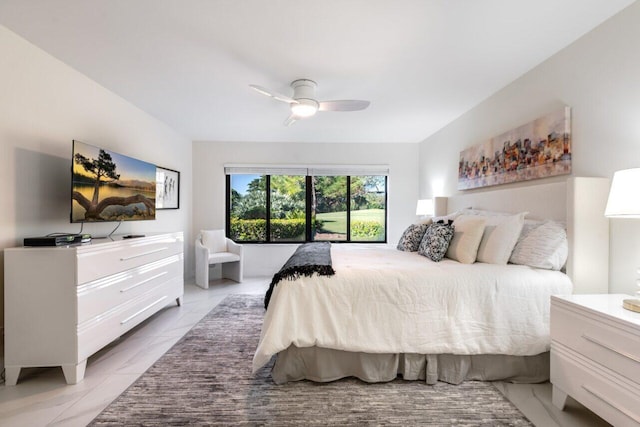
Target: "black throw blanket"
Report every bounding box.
[264,242,335,309]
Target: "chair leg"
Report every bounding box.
[222,261,242,283]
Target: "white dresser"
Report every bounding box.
[550,294,640,426]
[4,232,184,385]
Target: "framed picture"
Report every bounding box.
[156,166,180,209]
[458,106,571,190]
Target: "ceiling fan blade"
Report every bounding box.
[318,100,370,112]
[283,115,298,127]
[249,84,297,104]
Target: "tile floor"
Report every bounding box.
[0,277,610,427]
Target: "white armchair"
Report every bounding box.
[195,230,243,289]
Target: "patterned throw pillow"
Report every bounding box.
[397,223,430,252]
[418,222,455,261]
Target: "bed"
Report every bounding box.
[252,178,611,385]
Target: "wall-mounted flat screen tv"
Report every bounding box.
[71,140,156,222]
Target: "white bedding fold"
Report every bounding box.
[252,244,572,373]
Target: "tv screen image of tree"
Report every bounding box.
[71,141,156,222]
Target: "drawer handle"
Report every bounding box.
[120,296,168,325]
[120,272,168,293]
[582,384,640,424]
[582,334,640,363]
[120,247,168,261]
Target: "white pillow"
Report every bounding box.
[432,211,461,223]
[476,212,526,264]
[461,208,514,217]
[201,229,227,253]
[445,215,487,264]
[510,221,568,270]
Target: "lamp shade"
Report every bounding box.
[605,168,640,218]
[416,199,434,216]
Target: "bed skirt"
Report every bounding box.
[272,346,550,385]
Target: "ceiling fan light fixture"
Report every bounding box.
[290,99,318,118]
[249,79,370,125]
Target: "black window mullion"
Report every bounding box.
[306,175,313,242]
[225,175,231,238]
[346,176,351,242]
[265,175,271,242]
[384,176,388,243]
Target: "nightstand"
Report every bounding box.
[550,294,640,426]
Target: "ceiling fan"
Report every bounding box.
[249,79,370,126]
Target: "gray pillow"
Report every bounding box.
[397,223,430,252]
[509,220,568,270]
[418,222,455,262]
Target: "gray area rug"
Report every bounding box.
[91,294,533,426]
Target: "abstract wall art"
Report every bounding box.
[458,106,571,190]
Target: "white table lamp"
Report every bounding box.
[416,199,434,218]
[605,168,640,312]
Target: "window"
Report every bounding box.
[229,174,266,241]
[313,176,347,241]
[270,175,306,242]
[226,167,387,243]
[350,176,387,242]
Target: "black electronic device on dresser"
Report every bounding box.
[24,234,92,247]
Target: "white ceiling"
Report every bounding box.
[0,0,634,143]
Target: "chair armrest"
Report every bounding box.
[226,239,243,256]
[195,237,209,253]
[195,237,210,260]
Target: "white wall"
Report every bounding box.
[418,2,640,295]
[192,141,419,276]
[0,26,193,327]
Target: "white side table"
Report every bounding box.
[550,294,640,426]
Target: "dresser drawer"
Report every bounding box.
[551,303,640,384]
[76,234,183,284]
[77,253,183,323]
[77,278,182,360]
[551,344,640,427]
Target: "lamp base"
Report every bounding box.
[623,298,640,313]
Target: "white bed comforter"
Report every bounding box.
[252,244,572,372]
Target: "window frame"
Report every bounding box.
[225,173,388,244]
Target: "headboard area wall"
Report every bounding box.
[447,180,567,221]
[444,177,610,295]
